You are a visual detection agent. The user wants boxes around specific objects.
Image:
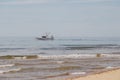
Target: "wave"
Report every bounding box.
[56,61,64,64]
[106,66,114,69]
[37,54,96,59]
[0,64,15,68]
[63,44,120,50]
[51,66,81,71]
[70,72,86,75]
[38,54,120,59]
[0,53,120,59]
[0,68,21,74]
[0,48,26,50]
[37,72,69,79]
[63,44,118,47]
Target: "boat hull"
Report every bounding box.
[36,37,54,40]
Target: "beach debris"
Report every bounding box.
[96,54,101,57]
[25,55,38,59]
[0,55,38,59]
[96,53,105,58]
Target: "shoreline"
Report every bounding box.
[0,54,120,80]
[66,68,120,80]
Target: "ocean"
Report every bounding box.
[0,37,120,55]
[0,37,120,80]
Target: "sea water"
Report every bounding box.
[0,36,120,55]
[0,37,120,80]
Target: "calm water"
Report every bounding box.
[0,37,120,55]
[0,37,120,80]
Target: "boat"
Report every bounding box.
[36,33,54,40]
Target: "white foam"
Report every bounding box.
[56,61,64,64]
[0,68,21,74]
[37,53,120,59]
[70,72,86,75]
[37,54,96,59]
[103,54,120,57]
[0,64,15,68]
[106,66,114,69]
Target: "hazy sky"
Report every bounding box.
[0,0,120,37]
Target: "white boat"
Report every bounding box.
[36,34,54,40]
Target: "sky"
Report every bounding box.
[0,0,120,37]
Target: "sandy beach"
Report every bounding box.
[66,68,120,80]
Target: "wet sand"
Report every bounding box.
[66,68,120,80]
